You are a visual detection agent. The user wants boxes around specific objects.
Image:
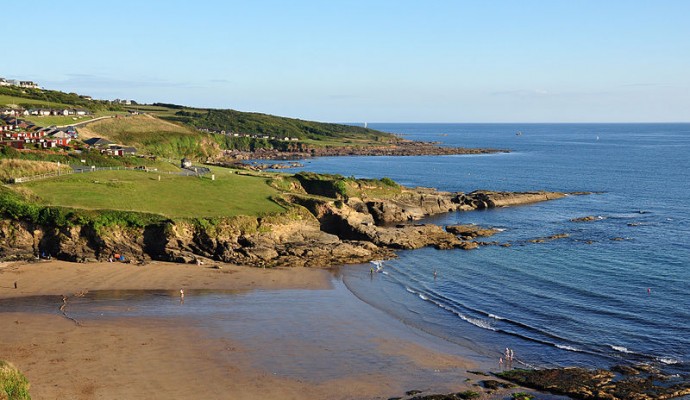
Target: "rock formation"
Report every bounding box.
[0,181,573,267]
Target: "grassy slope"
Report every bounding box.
[20,111,126,127]
[0,146,183,173]
[17,167,285,218]
[0,93,74,109]
[0,86,116,112]
[0,159,72,182]
[128,104,398,145]
[78,114,219,159]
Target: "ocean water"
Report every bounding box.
[283,123,690,375]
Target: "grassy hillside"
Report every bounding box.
[78,114,220,159]
[0,93,75,110]
[0,85,118,112]
[0,145,182,174]
[3,86,399,159]
[20,111,125,127]
[16,167,285,218]
[0,159,72,182]
[129,103,397,146]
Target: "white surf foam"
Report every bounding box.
[610,345,632,354]
[555,344,582,352]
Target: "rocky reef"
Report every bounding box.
[497,367,690,400]
[0,177,573,267]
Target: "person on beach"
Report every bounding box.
[510,349,514,361]
[499,357,503,367]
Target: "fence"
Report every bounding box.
[11,165,210,184]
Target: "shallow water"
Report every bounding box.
[0,282,495,388]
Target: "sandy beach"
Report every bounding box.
[0,260,499,400]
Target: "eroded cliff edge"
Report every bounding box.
[0,174,571,267]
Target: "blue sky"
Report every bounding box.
[3,1,689,122]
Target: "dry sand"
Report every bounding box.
[0,261,500,400]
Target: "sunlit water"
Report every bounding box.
[279,123,690,376]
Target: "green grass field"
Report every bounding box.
[17,167,285,218]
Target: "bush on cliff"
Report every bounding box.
[0,360,31,400]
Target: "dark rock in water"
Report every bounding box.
[497,367,690,400]
[480,379,515,390]
[408,391,481,400]
[445,224,500,239]
[610,237,626,241]
[406,390,423,395]
[528,233,570,243]
[611,365,640,375]
[570,216,600,222]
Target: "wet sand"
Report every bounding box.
[0,261,504,399]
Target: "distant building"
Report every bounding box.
[47,131,72,147]
[181,158,192,168]
[103,145,137,156]
[83,137,113,147]
[19,81,40,89]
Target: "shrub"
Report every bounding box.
[0,360,31,400]
[380,177,399,187]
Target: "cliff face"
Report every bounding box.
[0,189,570,267]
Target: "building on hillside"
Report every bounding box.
[64,126,78,139]
[47,131,71,147]
[19,81,40,89]
[83,137,113,148]
[181,158,192,168]
[0,78,10,87]
[103,145,137,157]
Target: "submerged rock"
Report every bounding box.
[445,224,501,239]
[570,215,601,222]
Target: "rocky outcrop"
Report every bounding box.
[497,367,690,400]
[445,224,500,239]
[454,190,568,209]
[0,187,572,267]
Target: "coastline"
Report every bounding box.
[0,260,510,400]
[222,140,510,162]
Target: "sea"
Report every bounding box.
[278,123,690,376]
